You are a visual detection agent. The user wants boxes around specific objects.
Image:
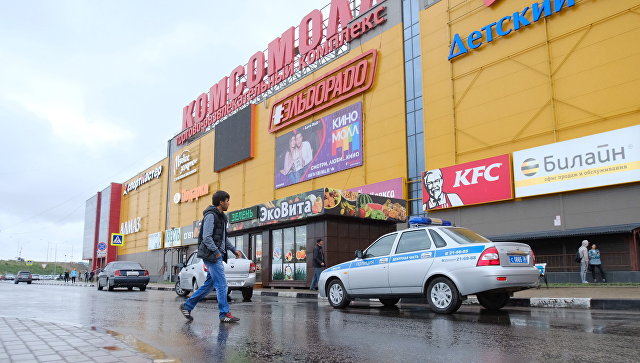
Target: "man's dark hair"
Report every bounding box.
[316,239,323,243]
[212,190,230,206]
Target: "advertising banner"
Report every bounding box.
[173,145,199,182]
[275,102,363,189]
[422,154,513,211]
[513,125,640,198]
[181,224,197,246]
[165,228,182,248]
[147,232,163,250]
[324,188,408,222]
[346,178,404,199]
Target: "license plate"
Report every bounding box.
[126,271,139,276]
[509,255,528,264]
[227,281,240,286]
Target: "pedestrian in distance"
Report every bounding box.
[309,239,326,291]
[64,271,70,284]
[85,270,89,282]
[70,269,78,284]
[89,270,95,283]
[589,243,606,283]
[179,190,242,323]
[578,240,590,283]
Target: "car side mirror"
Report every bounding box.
[178,263,185,269]
[355,250,363,259]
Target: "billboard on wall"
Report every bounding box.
[347,178,404,199]
[148,232,163,250]
[422,154,513,211]
[275,102,363,189]
[513,125,640,198]
[165,228,182,248]
[228,188,407,232]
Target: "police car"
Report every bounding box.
[318,218,539,314]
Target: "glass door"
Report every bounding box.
[250,233,262,282]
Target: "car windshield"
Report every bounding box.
[112,262,143,269]
[438,227,491,244]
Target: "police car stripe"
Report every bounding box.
[324,245,487,271]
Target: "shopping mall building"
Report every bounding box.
[83,0,640,285]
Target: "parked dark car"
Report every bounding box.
[97,261,149,291]
[15,271,33,284]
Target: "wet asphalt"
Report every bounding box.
[1,282,639,362]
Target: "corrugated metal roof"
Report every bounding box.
[487,223,640,242]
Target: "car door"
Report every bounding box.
[225,249,251,287]
[389,229,434,294]
[347,233,398,295]
[179,252,199,289]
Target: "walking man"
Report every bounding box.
[179,191,241,323]
[578,239,590,283]
[310,239,325,290]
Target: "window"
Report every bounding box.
[365,234,397,258]
[271,226,307,281]
[439,228,492,244]
[396,230,431,254]
[429,230,448,248]
[186,253,197,266]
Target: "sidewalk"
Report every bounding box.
[0,316,170,363]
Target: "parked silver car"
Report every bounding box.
[175,250,256,301]
[97,261,150,291]
[319,218,539,314]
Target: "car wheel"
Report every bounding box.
[128,287,134,291]
[14,281,18,284]
[327,279,350,309]
[27,281,32,284]
[107,279,114,291]
[427,277,462,314]
[97,280,103,290]
[477,292,510,311]
[175,280,190,297]
[193,279,199,291]
[242,287,253,301]
[379,298,400,307]
[139,285,146,292]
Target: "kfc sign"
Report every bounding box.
[270,50,377,132]
[422,154,513,211]
[178,0,388,144]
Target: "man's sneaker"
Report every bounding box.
[220,313,240,323]
[179,303,193,321]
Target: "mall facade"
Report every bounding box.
[83,0,640,285]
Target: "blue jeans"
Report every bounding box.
[310,267,324,290]
[183,259,229,319]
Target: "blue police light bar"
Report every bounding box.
[409,217,452,226]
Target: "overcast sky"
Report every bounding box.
[0,0,329,262]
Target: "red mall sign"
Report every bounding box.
[178,0,388,145]
[421,154,513,211]
[269,49,377,133]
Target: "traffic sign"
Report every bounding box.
[111,233,125,246]
[26,260,33,266]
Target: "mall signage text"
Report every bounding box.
[174,184,210,204]
[269,51,376,132]
[178,0,388,144]
[120,217,141,235]
[123,165,163,195]
[449,0,576,60]
[174,149,198,181]
[513,125,640,198]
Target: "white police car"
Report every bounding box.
[318,218,539,314]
